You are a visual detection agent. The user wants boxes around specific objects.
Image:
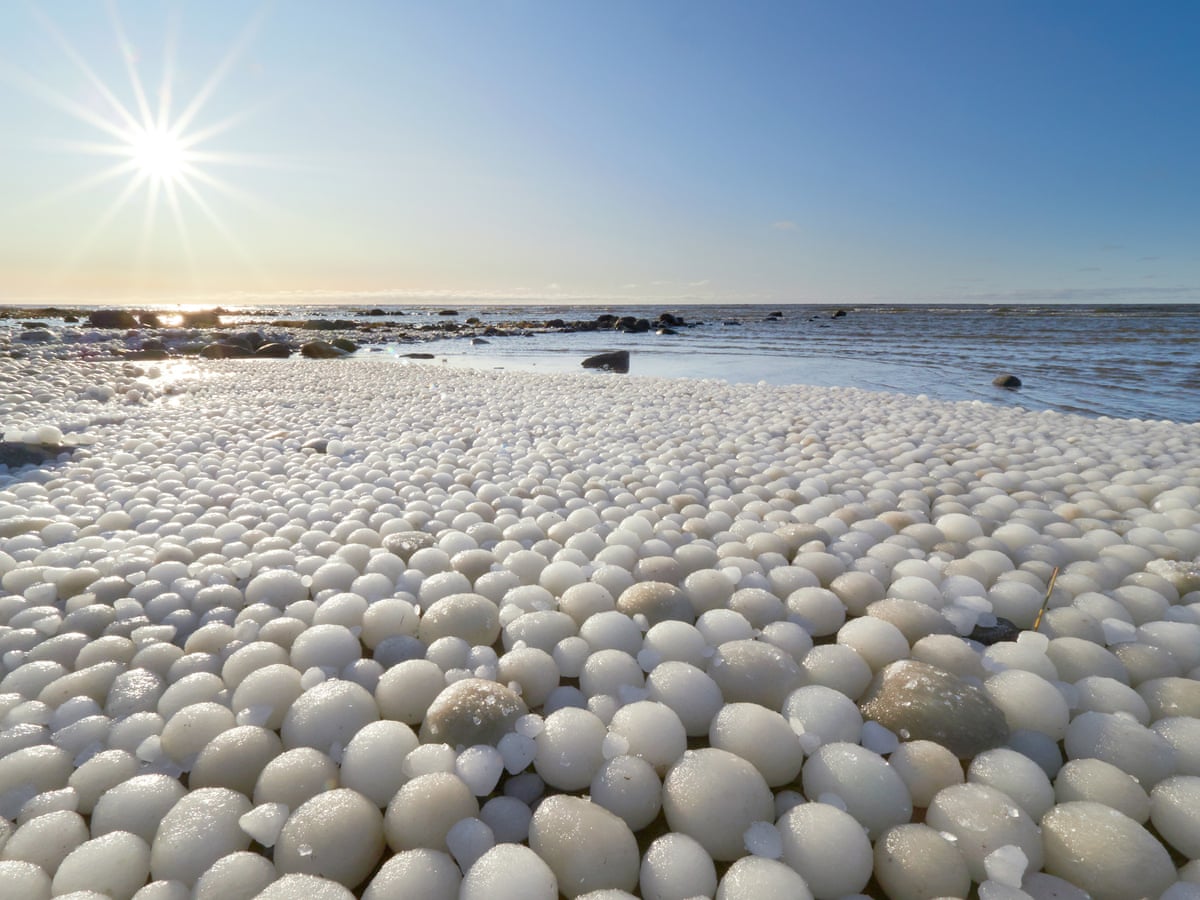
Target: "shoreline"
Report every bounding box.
[1,354,1199,897]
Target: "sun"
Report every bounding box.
[128,125,188,183]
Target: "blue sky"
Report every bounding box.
[0,1,1197,305]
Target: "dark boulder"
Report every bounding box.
[656,328,677,336]
[17,330,55,344]
[138,312,162,328]
[993,374,1022,389]
[581,350,630,373]
[437,309,458,316]
[969,617,1021,645]
[63,314,79,323]
[766,310,784,319]
[466,316,481,325]
[302,319,338,330]
[255,342,293,358]
[401,352,436,359]
[832,309,848,318]
[331,338,358,353]
[88,309,138,329]
[300,340,349,359]
[471,338,490,345]
[125,348,170,361]
[180,310,221,328]
[199,342,254,359]
[0,441,75,467]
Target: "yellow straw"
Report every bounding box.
[1032,566,1059,631]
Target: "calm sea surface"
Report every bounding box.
[352,303,1198,424]
[9,302,1200,423]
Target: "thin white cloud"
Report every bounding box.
[771,220,798,231]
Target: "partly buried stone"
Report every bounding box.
[199,342,254,359]
[300,340,349,359]
[255,342,293,358]
[419,678,527,747]
[88,309,138,329]
[0,441,75,468]
[992,373,1022,389]
[331,338,359,353]
[859,659,1009,758]
[581,350,629,373]
[382,530,435,561]
[968,616,1020,645]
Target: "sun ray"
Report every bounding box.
[171,6,270,137]
[17,3,282,299]
[30,6,141,137]
[106,0,155,132]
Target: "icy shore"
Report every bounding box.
[1,357,1198,899]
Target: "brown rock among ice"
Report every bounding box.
[858,659,1009,758]
[419,678,528,747]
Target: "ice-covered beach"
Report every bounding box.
[2,354,1200,899]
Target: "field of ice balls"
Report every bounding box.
[1,354,1200,900]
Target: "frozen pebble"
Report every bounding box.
[873,823,971,900]
[662,748,773,861]
[639,833,717,900]
[529,796,639,898]
[1041,801,1176,900]
[362,850,461,899]
[461,843,557,900]
[274,788,384,889]
[777,801,873,900]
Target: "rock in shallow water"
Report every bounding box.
[419,678,528,746]
[858,659,1009,758]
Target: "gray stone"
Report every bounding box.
[858,659,1009,758]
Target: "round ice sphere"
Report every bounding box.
[777,801,872,900]
[92,775,186,844]
[384,773,478,852]
[709,702,803,787]
[496,647,559,708]
[579,649,644,698]
[281,678,379,754]
[461,842,557,900]
[160,701,235,767]
[799,644,873,699]
[1064,711,1176,788]
[0,860,51,900]
[67,750,138,815]
[579,610,643,656]
[1150,775,1200,858]
[231,664,303,731]
[479,796,533,843]
[419,593,501,646]
[715,855,813,900]
[1042,801,1176,900]
[339,720,418,807]
[419,678,527,747]
[837,616,909,672]
[362,849,460,900]
[193,851,275,900]
[255,873,354,899]
[607,701,686,775]
[1073,676,1150,723]
[189,725,282,795]
[275,788,385,889]
[887,740,964,807]
[290,625,362,673]
[253,747,339,809]
[0,744,73,819]
[873,823,971,900]
[149,788,252,886]
[590,754,662,831]
[617,581,693,626]
[782,684,863,748]
[640,832,717,900]
[662,748,773,861]
[2,809,87,876]
[645,662,724,736]
[529,795,639,898]
[1053,758,1150,822]
[534,707,606,791]
[984,669,1070,741]
[1153,716,1200,777]
[925,783,1044,883]
[968,747,1055,821]
[802,742,912,838]
[707,639,803,710]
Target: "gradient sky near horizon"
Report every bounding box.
[1,1,1197,306]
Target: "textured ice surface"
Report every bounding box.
[3,356,1200,897]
